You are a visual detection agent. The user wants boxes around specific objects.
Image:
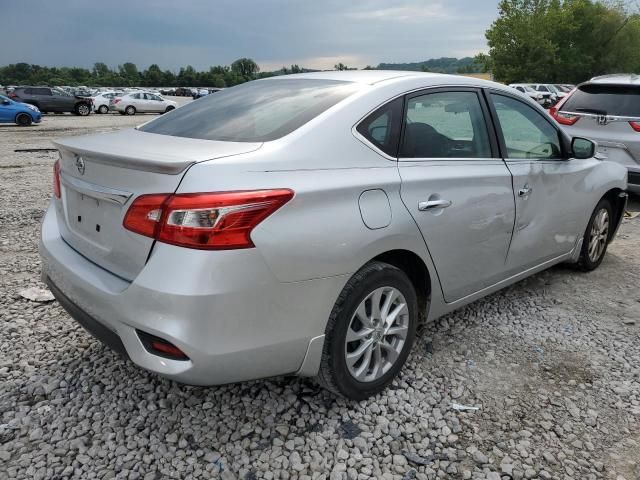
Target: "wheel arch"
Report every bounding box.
[600,187,627,242]
[370,249,432,325]
[14,111,33,123]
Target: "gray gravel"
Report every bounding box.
[1,112,640,480]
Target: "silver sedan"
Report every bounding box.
[40,71,627,399]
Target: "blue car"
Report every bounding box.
[0,94,42,126]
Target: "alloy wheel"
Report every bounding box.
[345,286,409,382]
[588,208,609,262]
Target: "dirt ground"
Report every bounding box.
[1,110,639,480]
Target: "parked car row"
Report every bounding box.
[509,83,574,107]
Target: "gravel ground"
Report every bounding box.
[1,110,639,480]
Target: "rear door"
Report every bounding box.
[397,88,515,302]
[488,92,598,272]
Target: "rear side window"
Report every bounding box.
[562,84,640,116]
[34,88,51,96]
[400,91,492,159]
[491,94,562,159]
[356,97,403,156]
[140,79,360,142]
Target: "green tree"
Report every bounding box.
[231,58,259,80]
[484,0,640,83]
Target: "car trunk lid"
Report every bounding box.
[54,128,261,281]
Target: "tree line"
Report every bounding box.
[0,58,276,88]
[477,0,640,84]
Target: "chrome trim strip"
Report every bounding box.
[559,111,640,123]
[60,172,132,206]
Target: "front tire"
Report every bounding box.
[577,199,613,271]
[125,106,136,115]
[15,113,32,126]
[317,261,418,400]
[98,105,109,114]
[75,103,90,116]
[164,105,175,114]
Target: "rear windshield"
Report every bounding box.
[562,84,640,117]
[140,79,360,142]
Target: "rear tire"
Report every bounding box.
[577,199,613,271]
[125,106,136,116]
[98,105,109,114]
[15,113,32,126]
[164,106,175,114]
[75,103,90,116]
[316,261,418,400]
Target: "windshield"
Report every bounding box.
[140,78,360,142]
[562,84,640,116]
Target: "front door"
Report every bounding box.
[398,89,515,302]
[488,92,598,272]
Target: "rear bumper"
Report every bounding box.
[46,278,129,359]
[39,201,343,385]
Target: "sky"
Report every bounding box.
[1,0,499,71]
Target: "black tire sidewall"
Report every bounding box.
[126,106,135,115]
[98,105,108,114]
[579,199,613,270]
[325,264,418,400]
[16,113,31,126]
[76,103,90,116]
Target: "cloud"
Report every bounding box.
[0,0,497,71]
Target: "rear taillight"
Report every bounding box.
[113,98,121,104]
[137,330,189,361]
[630,121,640,132]
[8,92,17,99]
[549,91,579,125]
[123,189,294,250]
[53,160,61,198]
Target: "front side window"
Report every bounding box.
[140,79,360,142]
[491,93,562,159]
[356,97,402,156]
[400,91,492,158]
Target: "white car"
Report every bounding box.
[508,84,543,103]
[113,92,177,115]
[92,91,121,114]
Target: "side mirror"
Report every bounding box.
[571,137,596,159]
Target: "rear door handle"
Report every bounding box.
[418,199,452,211]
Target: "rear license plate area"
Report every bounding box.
[67,191,119,244]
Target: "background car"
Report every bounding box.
[509,83,545,105]
[550,73,640,194]
[92,91,122,114]
[9,87,92,115]
[41,72,627,400]
[112,91,177,115]
[0,94,41,126]
[531,83,567,104]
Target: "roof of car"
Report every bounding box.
[589,74,640,85]
[262,70,502,90]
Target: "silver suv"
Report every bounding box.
[551,74,640,194]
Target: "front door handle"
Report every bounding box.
[418,199,452,211]
[518,186,532,197]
